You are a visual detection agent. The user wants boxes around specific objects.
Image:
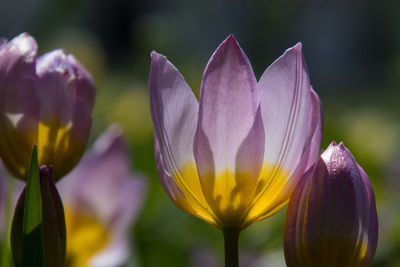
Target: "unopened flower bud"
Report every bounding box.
[284,142,378,267]
[11,165,66,266]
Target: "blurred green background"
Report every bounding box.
[1,0,400,266]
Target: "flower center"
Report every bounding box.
[37,121,71,165]
[173,161,290,228]
[64,207,109,267]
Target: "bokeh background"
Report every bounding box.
[1,0,400,266]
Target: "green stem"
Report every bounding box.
[223,227,240,267]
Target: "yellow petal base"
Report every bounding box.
[172,161,291,229]
[64,207,109,267]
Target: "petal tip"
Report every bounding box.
[219,34,241,52]
[293,42,303,51]
[150,50,158,59]
[150,51,167,64]
[226,33,236,42]
[338,141,345,148]
[283,42,304,59]
[8,32,38,61]
[36,49,69,74]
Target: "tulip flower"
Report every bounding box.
[150,34,322,228]
[0,32,96,181]
[284,142,378,267]
[58,125,147,267]
[150,34,322,266]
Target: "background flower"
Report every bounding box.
[58,125,147,267]
[0,33,95,180]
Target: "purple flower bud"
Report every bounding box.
[284,142,378,267]
[0,33,96,181]
[10,165,66,266]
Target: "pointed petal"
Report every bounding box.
[0,33,40,179]
[258,42,313,176]
[275,87,324,195]
[149,51,199,175]
[304,88,323,170]
[243,44,320,225]
[195,34,262,173]
[193,36,264,226]
[149,55,217,225]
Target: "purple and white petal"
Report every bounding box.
[89,239,130,267]
[193,35,265,225]
[276,87,323,194]
[59,125,138,222]
[154,135,196,215]
[154,134,218,226]
[149,52,219,224]
[244,45,320,225]
[304,88,323,170]
[36,50,75,125]
[149,51,199,175]
[0,33,40,179]
[195,34,263,175]
[36,50,95,179]
[258,43,314,179]
[58,125,147,266]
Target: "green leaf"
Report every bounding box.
[21,145,44,267]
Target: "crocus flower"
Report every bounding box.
[58,125,147,267]
[284,142,378,267]
[150,35,322,230]
[0,32,96,181]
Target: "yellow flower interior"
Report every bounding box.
[172,161,291,228]
[64,207,110,267]
[37,122,71,166]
